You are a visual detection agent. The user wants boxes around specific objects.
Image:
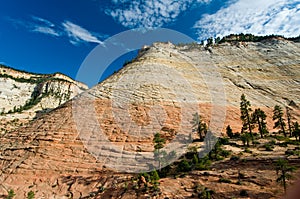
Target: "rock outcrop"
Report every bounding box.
[0,37,299,198]
[0,65,88,134]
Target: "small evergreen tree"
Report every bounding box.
[207,37,213,46]
[153,133,166,171]
[226,125,234,138]
[177,159,191,172]
[192,113,207,141]
[292,122,300,141]
[252,108,268,138]
[150,170,160,183]
[7,189,15,199]
[215,37,221,44]
[241,132,251,147]
[275,159,295,193]
[240,94,254,140]
[212,141,222,160]
[273,105,287,137]
[27,191,35,199]
[286,107,293,137]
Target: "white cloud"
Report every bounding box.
[194,0,300,40]
[62,21,103,45]
[7,16,60,37]
[31,16,55,27]
[106,0,211,29]
[6,16,105,45]
[32,26,60,36]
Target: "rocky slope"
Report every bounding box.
[0,37,299,198]
[0,65,88,134]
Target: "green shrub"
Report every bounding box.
[7,189,16,199]
[264,143,274,151]
[177,159,191,172]
[194,156,211,171]
[27,191,35,199]
[219,149,231,157]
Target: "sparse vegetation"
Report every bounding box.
[275,159,295,193]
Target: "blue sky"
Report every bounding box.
[0,0,299,87]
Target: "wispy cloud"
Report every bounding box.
[6,16,105,45]
[6,16,60,37]
[106,0,211,29]
[31,15,55,27]
[62,21,103,45]
[194,0,300,40]
[32,26,60,36]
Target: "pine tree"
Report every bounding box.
[226,125,234,138]
[252,108,268,138]
[153,133,166,171]
[275,159,295,193]
[240,94,254,139]
[292,122,300,141]
[150,170,160,183]
[273,105,287,137]
[212,140,221,160]
[240,133,251,147]
[207,37,213,46]
[192,113,207,141]
[286,107,293,137]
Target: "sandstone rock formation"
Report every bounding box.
[0,37,299,198]
[0,65,88,134]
